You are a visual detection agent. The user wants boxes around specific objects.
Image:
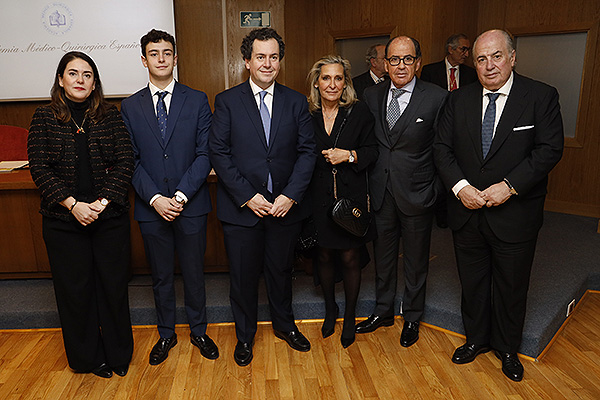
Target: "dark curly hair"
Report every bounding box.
[140,29,176,57]
[240,28,285,60]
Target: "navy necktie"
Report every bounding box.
[387,88,406,129]
[259,91,273,192]
[156,91,168,141]
[481,92,500,158]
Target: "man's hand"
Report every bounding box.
[457,185,486,210]
[269,194,294,217]
[247,193,273,217]
[480,181,512,208]
[152,196,183,221]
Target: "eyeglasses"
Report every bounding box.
[386,55,417,66]
[457,46,471,53]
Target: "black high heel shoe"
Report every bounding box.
[321,304,339,338]
[341,334,355,348]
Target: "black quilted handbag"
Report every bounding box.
[330,168,372,237]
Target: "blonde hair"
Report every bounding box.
[307,55,357,113]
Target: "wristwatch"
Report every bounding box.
[348,150,355,163]
[99,198,109,206]
[175,193,186,204]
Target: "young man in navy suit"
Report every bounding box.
[209,28,316,366]
[121,29,218,365]
[434,29,563,381]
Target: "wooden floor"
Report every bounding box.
[1,292,599,399]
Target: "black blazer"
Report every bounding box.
[364,79,448,216]
[420,60,477,90]
[434,73,564,242]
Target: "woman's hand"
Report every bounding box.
[322,148,352,165]
[71,202,101,226]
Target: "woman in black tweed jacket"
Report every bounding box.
[27,51,134,379]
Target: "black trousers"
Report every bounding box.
[43,214,133,371]
[453,211,537,353]
[222,217,302,343]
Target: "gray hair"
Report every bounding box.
[365,43,384,64]
[445,33,469,54]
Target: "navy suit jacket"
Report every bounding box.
[364,78,447,216]
[420,60,477,90]
[434,73,564,242]
[121,82,213,221]
[209,80,316,227]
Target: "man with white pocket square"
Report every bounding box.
[434,29,563,381]
[357,36,447,347]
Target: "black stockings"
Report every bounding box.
[317,246,362,339]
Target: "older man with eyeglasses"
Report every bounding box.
[356,36,447,348]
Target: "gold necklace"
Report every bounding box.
[72,115,87,134]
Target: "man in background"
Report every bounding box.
[353,43,388,101]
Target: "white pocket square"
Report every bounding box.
[513,125,534,131]
[416,118,424,123]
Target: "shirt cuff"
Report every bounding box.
[149,194,162,206]
[175,190,188,203]
[452,179,470,199]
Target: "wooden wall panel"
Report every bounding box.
[478,0,600,218]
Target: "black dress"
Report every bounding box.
[309,101,378,249]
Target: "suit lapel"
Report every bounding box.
[374,83,393,147]
[484,75,527,163]
[270,82,286,149]
[240,81,269,150]
[388,80,425,148]
[139,87,164,147]
[465,83,485,163]
[163,82,186,147]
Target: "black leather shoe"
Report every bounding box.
[191,333,219,360]
[495,351,524,382]
[274,329,311,352]
[91,363,113,378]
[149,334,178,365]
[451,343,491,364]
[112,364,129,377]
[234,341,253,366]
[341,334,355,348]
[400,321,420,347]
[355,314,394,334]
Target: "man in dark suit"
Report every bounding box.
[434,29,563,381]
[209,28,316,366]
[421,33,477,91]
[352,43,388,101]
[121,29,218,365]
[356,36,447,348]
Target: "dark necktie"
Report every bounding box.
[386,88,406,129]
[156,91,168,141]
[481,92,500,158]
[259,91,273,192]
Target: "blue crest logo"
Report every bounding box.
[42,3,73,35]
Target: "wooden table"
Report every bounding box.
[0,169,229,278]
